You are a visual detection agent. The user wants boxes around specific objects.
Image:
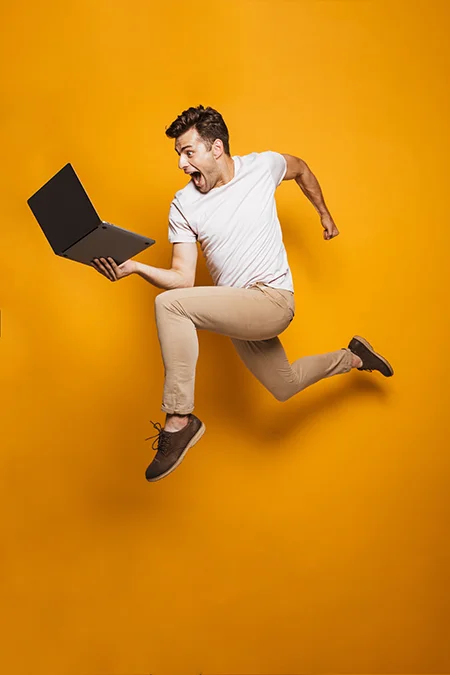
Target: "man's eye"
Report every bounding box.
[187,151,193,157]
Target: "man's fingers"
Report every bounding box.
[323,230,338,240]
[91,263,106,278]
[100,257,117,280]
[91,258,116,281]
[91,259,105,274]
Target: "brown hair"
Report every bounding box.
[165,105,231,156]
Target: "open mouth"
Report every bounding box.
[191,171,203,188]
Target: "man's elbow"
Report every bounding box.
[170,268,195,289]
[181,274,196,288]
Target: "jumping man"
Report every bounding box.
[92,105,393,482]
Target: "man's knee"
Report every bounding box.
[270,383,300,402]
[154,289,178,311]
[272,389,290,403]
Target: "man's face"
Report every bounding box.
[175,127,218,194]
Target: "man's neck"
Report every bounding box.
[215,156,235,188]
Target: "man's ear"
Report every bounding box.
[212,139,224,160]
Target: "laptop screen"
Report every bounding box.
[27,163,101,254]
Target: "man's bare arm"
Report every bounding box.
[282,154,330,216]
[281,154,339,240]
[135,242,198,289]
[92,242,198,288]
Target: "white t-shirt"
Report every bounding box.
[167,151,294,292]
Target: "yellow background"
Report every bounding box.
[1,0,449,674]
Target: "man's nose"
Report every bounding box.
[178,155,189,170]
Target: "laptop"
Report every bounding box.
[27,163,155,266]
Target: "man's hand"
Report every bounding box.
[91,257,137,281]
[321,214,339,241]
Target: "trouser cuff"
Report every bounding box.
[341,348,354,373]
[161,405,194,415]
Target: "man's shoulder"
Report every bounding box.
[238,150,283,171]
[239,151,267,164]
[240,149,280,157]
[170,180,200,214]
[173,180,197,202]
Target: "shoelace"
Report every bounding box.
[145,421,171,455]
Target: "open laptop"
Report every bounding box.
[27,163,155,266]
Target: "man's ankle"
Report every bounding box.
[164,413,190,431]
[351,354,363,368]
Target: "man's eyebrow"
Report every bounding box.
[175,144,193,155]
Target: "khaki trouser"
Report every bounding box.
[154,282,354,415]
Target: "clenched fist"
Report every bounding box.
[321,214,340,240]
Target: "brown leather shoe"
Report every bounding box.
[348,335,394,376]
[145,414,206,482]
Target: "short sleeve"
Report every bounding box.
[168,200,197,244]
[260,151,287,187]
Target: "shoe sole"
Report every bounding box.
[352,335,394,376]
[146,422,206,482]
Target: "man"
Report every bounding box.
[92,105,393,482]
